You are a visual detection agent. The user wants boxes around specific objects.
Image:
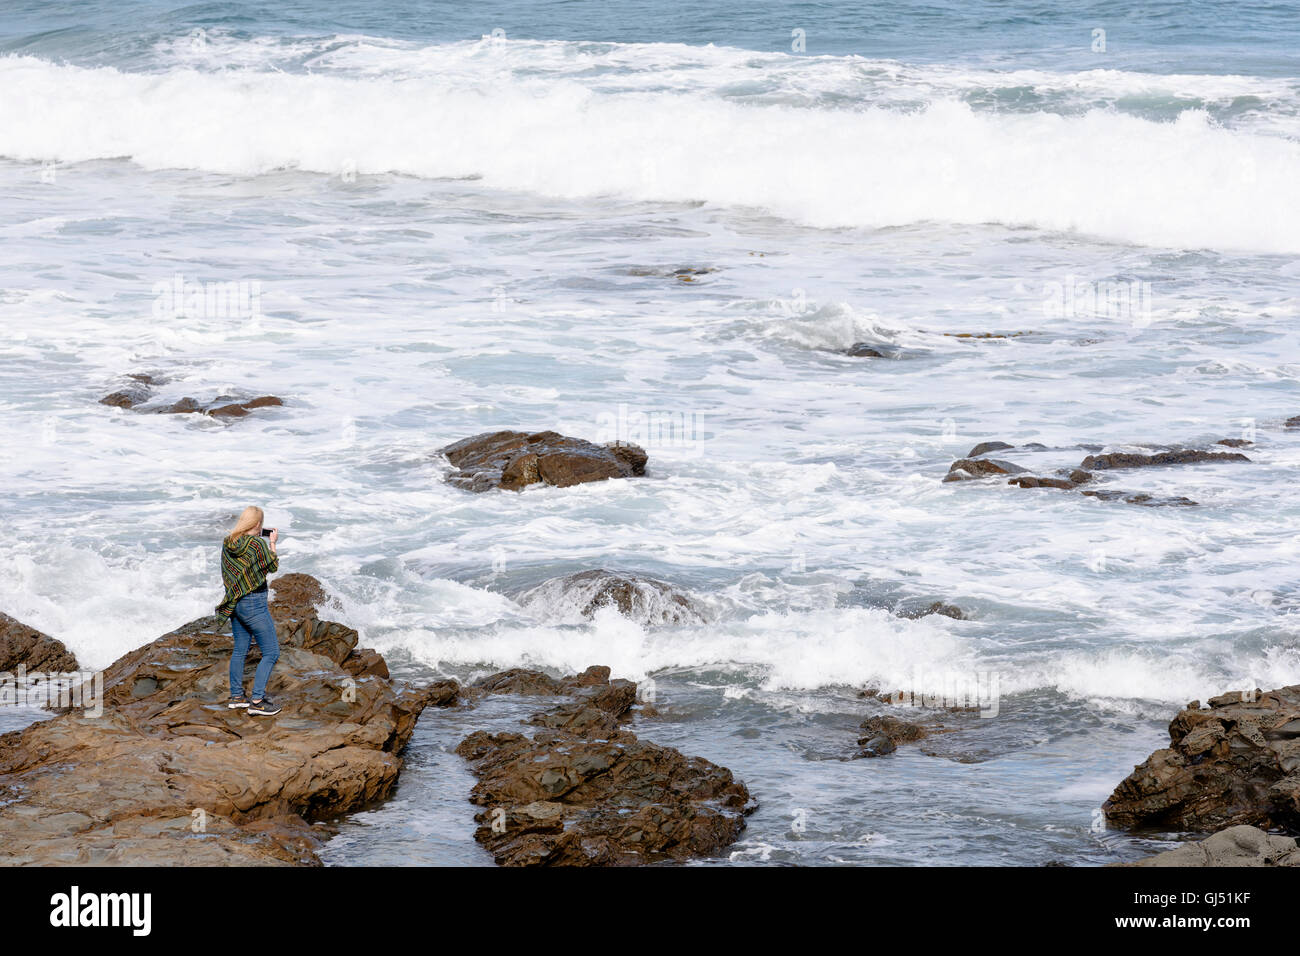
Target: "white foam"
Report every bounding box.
[3,52,1299,252]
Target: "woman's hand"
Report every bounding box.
[269,529,279,551]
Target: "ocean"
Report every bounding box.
[1,0,1298,865]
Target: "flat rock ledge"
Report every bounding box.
[1112,825,1300,867]
[440,430,647,492]
[455,665,752,866]
[1102,684,1300,833]
[0,574,453,865]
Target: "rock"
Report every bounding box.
[152,397,205,415]
[1068,469,1094,484]
[1008,476,1076,490]
[0,612,78,672]
[106,388,284,419]
[1114,826,1300,867]
[440,430,648,493]
[0,575,431,865]
[1286,416,1300,429]
[843,343,910,359]
[456,666,751,866]
[472,665,612,697]
[1079,450,1250,470]
[1079,490,1198,507]
[268,572,329,619]
[896,600,966,621]
[208,396,284,418]
[1216,438,1252,448]
[967,441,1014,457]
[942,332,1029,339]
[943,458,1028,481]
[516,570,706,626]
[1102,684,1300,833]
[855,714,931,758]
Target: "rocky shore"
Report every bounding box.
[0,575,449,865]
[0,580,751,867]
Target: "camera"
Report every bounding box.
[260,528,275,538]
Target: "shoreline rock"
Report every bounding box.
[455,666,752,866]
[0,612,79,672]
[1103,684,1300,834]
[440,430,647,493]
[0,575,446,865]
[1113,825,1300,867]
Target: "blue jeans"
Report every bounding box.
[229,590,280,700]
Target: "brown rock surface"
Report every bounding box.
[1080,449,1250,470]
[1114,825,1300,867]
[0,575,442,865]
[441,430,648,493]
[456,666,751,866]
[0,612,78,672]
[1103,685,1300,833]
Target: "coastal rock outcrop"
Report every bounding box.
[0,575,442,865]
[440,430,647,492]
[456,666,751,866]
[1114,825,1300,867]
[515,570,706,626]
[0,612,78,672]
[1102,685,1300,833]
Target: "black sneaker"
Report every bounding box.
[227,695,250,709]
[248,696,282,716]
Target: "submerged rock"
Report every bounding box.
[440,430,648,493]
[456,666,751,866]
[1079,449,1250,470]
[896,600,966,621]
[0,612,78,672]
[100,380,284,420]
[943,457,1028,481]
[0,575,438,865]
[1103,685,1300,833]
[516,569,706,626]
[1114,825,1300,867]
[855,714,932,758]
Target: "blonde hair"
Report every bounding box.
[228,506,265,541]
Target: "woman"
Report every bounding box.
[216,506,283,716]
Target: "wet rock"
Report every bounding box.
[1286,416,1300,429]
[1216,438,1252,448]
[456,666,751,866]
[1079,449,1250,470]
[896,600,966,621]
[1103,684,1300,833]
[472,665,612,697]
[1079,490,1198,507]
[0,575,431,865]
[941,331,1029,339]
[855,714,932,758]
[967,441,1014,457]
[629,266,718,283]
[843,342,910,359]
[1067,469,1094,484]
[1114,826,1300,867]
[516,570,706,626]
[208,396,284,418]
[0,612,78,672]
[1008,475,1076,490]
[440,430,648,493]
[943,458,1028,481]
